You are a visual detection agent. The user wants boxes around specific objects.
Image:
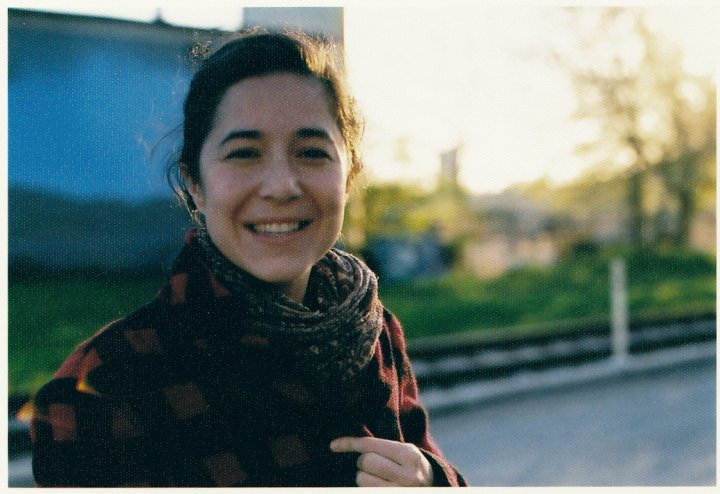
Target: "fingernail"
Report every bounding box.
[329,440,338,451]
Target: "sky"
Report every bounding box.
[3,0,718,194]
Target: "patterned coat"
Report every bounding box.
[30,238,466,487]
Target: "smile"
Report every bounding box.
[246,220,311,235]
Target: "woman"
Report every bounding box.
[29,30,466,487]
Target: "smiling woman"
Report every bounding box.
[27,30,466,487]
[185,73,348,302]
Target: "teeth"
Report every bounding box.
[252,222,305,234]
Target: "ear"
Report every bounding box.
[180,163,205,213]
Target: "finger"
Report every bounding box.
[331,436,413,463]
[359,452,430,486]
[357,452,404,483]
[356,470,396,487]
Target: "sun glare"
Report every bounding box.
[344,3,717,194]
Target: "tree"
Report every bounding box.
[651,73,715,246]
[552,7,715,247]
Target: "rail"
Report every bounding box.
[409,313,716,390]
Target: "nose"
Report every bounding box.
[258,154,302,202]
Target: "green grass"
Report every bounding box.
[8,247,716,396]
[379,247,716,339]
[9,276,164,396]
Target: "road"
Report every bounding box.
[9,359,715,487]
[427,359,715,486]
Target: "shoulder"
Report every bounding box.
[372,306,416,384]
[380,307,408,353]
[38,300,165,400]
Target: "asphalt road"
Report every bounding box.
[9,359,715,487]
[427,359,716,486]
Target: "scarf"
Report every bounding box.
[195,228,384,383]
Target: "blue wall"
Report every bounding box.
[9,15,195,200]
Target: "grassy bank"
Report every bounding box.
[380,247,716,339]
[9,247,715,396]
[9,276,164,396]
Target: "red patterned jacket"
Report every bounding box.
[29,235,466,487]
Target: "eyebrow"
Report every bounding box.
[220,127,333,146]
[220,130,261,146]
[295,127,332,140]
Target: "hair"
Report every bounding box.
[167,28,364,217]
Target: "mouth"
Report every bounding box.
[245,220,312,235]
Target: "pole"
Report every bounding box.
[610,257,629,365]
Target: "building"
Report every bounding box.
[9,8,221,200]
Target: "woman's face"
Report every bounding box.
[186,72,348,302]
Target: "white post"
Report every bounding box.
[610,257,629,365]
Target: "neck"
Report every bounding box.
[276,270,311,305]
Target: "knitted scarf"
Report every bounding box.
[196,228,384,383]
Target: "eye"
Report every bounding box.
[225,148,260,160]
[298,147,332,160]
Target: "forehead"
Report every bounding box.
[212,73,338,134]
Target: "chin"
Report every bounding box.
[250,262,312,286]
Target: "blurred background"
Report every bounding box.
[6,1,717,486]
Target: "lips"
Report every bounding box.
[246,220,311,235]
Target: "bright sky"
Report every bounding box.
[5,0,718,193]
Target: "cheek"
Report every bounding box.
[319,171,348,214]
[201,170,248,208]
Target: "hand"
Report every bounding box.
[330,436,434,487]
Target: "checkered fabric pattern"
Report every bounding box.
[29,235,466,487]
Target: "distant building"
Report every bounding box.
[438,146,460,191]
[462,234,558,278]
[9,9,221,200]
[690,211,716,255]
